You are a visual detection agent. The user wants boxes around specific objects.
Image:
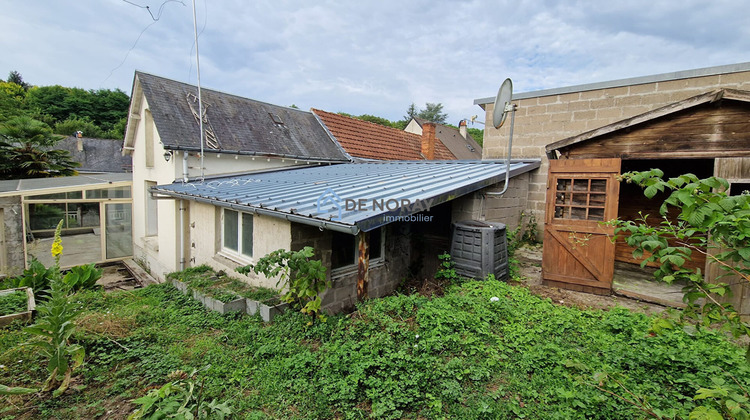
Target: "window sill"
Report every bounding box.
[216,250,254,268]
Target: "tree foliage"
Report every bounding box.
[612,169,750,357]
[0,116,79,179]
[416,102,448,124]
[0,71,130,139]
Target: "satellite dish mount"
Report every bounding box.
[485,78,516,200]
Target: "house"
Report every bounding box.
[121,71,541,313]
[122,71,351,280]
[404,117,482,160]
[541,89,750,315]
[474,62,750,235]
[312,109,456,160]
[152,159,539,313]
[0,173,133,277]
[57,135,132,173]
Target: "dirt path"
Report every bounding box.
[514,244,668,316]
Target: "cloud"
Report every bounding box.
[1,0,749,125]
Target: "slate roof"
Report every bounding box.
[56,136,132,173]
[312,109,456,160]
[132,72,350,162]
[412,117,482,160]
[153,160,540,234]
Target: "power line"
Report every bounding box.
[102,0,187,85]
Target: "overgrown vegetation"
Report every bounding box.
[1,278,748,418]
[166,265,280,305]
[0,290,27,316]
[613,170,750,358]
[237,246,329,323]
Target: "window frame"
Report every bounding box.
[330,227,385,274]
[220,208,254,261]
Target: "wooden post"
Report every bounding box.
[356,231,370,301]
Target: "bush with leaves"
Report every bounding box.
[237,246,329,323]
[1,258,57,300]
[613,170,750,352]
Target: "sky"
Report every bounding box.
[1,0,749,125]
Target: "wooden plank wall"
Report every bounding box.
[561,102,750,159]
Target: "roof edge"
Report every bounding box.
[474,61,750,105]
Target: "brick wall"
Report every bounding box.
[481,68,750,233]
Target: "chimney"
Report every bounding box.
[421,122,436,160]
[459,119,468,139]
[76,131,83,152]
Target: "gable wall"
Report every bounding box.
[481,69,750,232]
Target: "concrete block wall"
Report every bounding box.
[292,223,411,314]
[480,67,750,235]
[0,197,25,277]
[451,173,530,233]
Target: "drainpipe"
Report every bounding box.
[182,151,189,183]
[179,200,186,271]
[486,105,516,197]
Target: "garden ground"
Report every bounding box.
[1,265,748,419]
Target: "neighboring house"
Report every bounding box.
[57,135,132,173]
[474,62,750,232]
[540,89,750,314]
[312,109,456,160]
[404,117,482,160]
[122,71,350,280]
[0,173,133,277]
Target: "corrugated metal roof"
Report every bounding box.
[0,173,132,196]
[153,160,540,234]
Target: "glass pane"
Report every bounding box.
[571,193,588,206]
[28,192,66,200]
[241,213,253,257]
[223,210,238,252]
[589,208,605,221]
[570,207,587,220]
[105,203,132,259]
[555,192,570,205]
[86,186,132,199]
[573,179,589,191]
[589,193,606,207]
[331,231,355,269]
[369,228,382,259]
[590,179,607,192]
[28,203,66,230]
[67,191,83,199]
[556,179,572,191]
[554,206,567,218]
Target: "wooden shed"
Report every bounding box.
[541,89,750,313]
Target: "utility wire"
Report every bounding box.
[102,0,186,85]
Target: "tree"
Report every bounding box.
[0,116,79,179]
[613,169,750,356]
[417,102,448,124]
[7,70,30,90]
[403,103,418,121]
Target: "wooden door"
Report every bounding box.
[542,158,621,295]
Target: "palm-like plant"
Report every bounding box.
[0,116,79,180]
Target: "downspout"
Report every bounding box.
[486,105,516,197]
[182,151,189,183]
[179,200,186,271]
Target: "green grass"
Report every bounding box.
[0,290,27,316]
[1,280,748,419]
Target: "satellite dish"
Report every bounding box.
[492,78,513,128]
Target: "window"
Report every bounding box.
[145,109,154,168]
[331,228,384,271]
[145,181,158,236]
[553,178,607,221]
[222,209,253,258]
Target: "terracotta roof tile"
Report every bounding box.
[313,109,456,160]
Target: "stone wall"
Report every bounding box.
[480,66,750,233]
[0,196,24,277]
[291,223,411,314]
